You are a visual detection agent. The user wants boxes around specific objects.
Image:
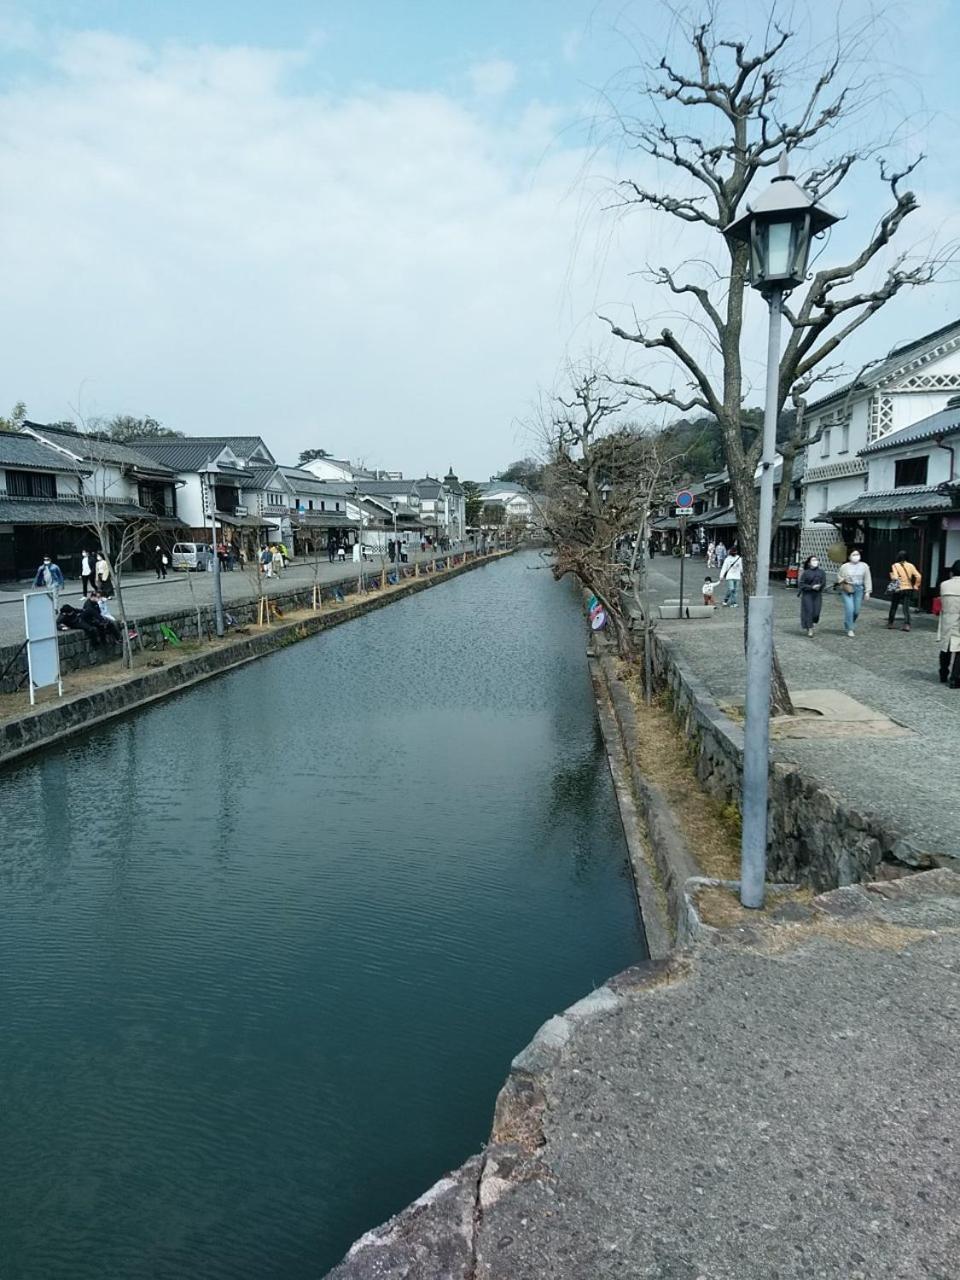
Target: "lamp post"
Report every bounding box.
[204,466,225,638]
[391,499,399,577]
[723,157,838,908]
[352,485,364,593]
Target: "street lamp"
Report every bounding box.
[203,465,225,638]
[723,157,838,909]
[391,499,399,577]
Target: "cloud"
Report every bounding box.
[0,33,640,476]
[467,58,517,98]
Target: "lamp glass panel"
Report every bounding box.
[765,220,793,277]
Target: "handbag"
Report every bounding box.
[839,578,854,595]
[885,579,902,597]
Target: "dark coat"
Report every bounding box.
[799,566,826,593]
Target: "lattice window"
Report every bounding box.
[798,524,845,578]
[868,392,895,443]
[895,372,960,391]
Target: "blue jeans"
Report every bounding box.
[724,578,739,605]
[842,584,864,631]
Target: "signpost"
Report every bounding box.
[675,491,694,618]
[23,590,62,706]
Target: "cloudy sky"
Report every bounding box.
[0,0,957,478]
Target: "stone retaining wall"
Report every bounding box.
[649,629,934,889]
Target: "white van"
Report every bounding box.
[171,542,214,572]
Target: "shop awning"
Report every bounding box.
[217,512,269,528]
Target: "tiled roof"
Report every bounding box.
[22,423,176,474]
[860,403,960,455]
[0,497,157,525]
[827,486,956,518]
[130,437,274,471]
[0,431,83,472]
[806,318,960,413]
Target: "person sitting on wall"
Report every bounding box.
[93,592,123,643]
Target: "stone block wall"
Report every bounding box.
[649,630,929,890]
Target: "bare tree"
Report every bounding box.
[540,372,677,659]
[600,13,950,711]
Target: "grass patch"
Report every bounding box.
[619,664,741,881]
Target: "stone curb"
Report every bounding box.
[0,553,507,769]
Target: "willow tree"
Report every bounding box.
[602,14,943,711]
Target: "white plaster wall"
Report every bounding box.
[867,447,952,491]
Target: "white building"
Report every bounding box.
[817,398,960,600]
[478,482,535,526]
[799,318,960,571]
[301,455,355,483]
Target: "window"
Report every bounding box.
[308,499,313,510]
[838,420,850,454]
[820,428,831,458]
[820,486,829,514]
[335,502,340,511]
[894,456,928,488]
[320,501,325,511]
[6,469,57,498]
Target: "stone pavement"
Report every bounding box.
[0,549,452,648]
[647,556,959,863]
[328,869,960,1279]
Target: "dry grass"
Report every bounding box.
[694,884,812,930]
[619,666,741,880]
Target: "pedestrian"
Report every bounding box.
[271,544,284,578]
[938,560,960,687]
[714,540,727,571]
[80,548,94,597]
[701,575,715,606]
[77,594,105,647]
[33,555,64,601]
[798,554,826,636]
[95,552,114,597]
[336,542,346,562]
[327,537,336,564]
[886,550,922,631]
[706,540,715,568]
[153,545,168,580]
[719,547,742,607]
[279,541,290,567]
[837,548,872,637]
[93,591,123,644]
[260,546,273,578]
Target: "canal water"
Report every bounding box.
[0,551,645,1278]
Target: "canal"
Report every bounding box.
[0,551,645,1278]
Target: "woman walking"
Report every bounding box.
[95,551,113,598]
[837,549,872,637]
[886,551,922,631]
[938,560,960,687]
[798,555,826,636]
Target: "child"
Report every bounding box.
[702,576,715,606]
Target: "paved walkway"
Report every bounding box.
[0,549,462,648]
[648,555,958,861]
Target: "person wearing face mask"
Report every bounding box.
[798,555,826,636]
[837,548,872,637]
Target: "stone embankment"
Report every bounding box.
[648,628,952,887]
[0,552,508,767]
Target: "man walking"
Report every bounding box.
[80,548,94,598]
[153,545,168,580]
[34,555,64,607]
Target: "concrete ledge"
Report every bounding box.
[657,604,716,619]
[0,553,508,769]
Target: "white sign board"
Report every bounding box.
[23,590,62,705]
